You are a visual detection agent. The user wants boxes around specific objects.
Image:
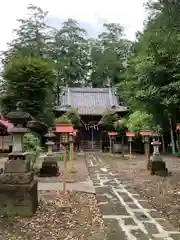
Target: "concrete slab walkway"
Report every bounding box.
[86,153,180,240]
[38,180,95,193]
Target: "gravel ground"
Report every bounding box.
[103,153,180,230]
[0,191,105,240]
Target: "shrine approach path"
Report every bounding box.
[86,153,180,240]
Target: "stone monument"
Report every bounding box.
[0,102,38,216]
[150,138,168,176]
[39,128,59,177]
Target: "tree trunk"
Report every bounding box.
[169,116,176,154]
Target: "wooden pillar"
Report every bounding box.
[69,142,73,180]
[72,141,74,162]
[109,136,112,153]
[63,145,67,194]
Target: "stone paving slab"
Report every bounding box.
[86,153,180,240]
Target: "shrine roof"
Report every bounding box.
[55,87,127,115]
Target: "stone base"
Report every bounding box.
[150,156,168,176]
[8,152,29,160]
[78,152,85,156]
[4,159,30,173]
[56,204,72,213]
[39,156,59,177]
[0,172,34,184]
[0,180,38,216]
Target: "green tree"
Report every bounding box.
[99,110,119,131]
[2,4,51,64]
[66,107,82,129]
[52,19,91,89]
[114,118,127,133]
[127,111,155,135]
[90,23,132,87]
[2,56,55,126]
[120,0,180,153]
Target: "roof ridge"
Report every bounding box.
[68,88,110,93]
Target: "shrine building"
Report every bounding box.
[54,87,127,151]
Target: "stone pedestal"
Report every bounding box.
[5,153,30,173]
[40,156,59,177]
[0,152,39,216]
[0,180,38,216]
[0,167,38,216]
[150,139,168,176]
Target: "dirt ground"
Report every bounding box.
[37,153,90,183]
[0,154,89,183]
[103,153,180,230]
[0,191,105,240]
[0,154,105,240]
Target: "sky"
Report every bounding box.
[0,0,147,51]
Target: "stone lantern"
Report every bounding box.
[44,128,56,156]
[150,138,168,176]
[40,128,59,177]
[0,102,38,216]
[126,132,135,161]
[6,101,32,155]
[60,132,70,145]
[140,130,153,170]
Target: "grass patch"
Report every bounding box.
[173,152,180,157]
[55,153,70,161]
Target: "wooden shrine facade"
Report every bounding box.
[54,87,127,151]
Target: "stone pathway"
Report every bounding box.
[86,153,180,240]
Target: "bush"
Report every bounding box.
[173,152,180,157]
[127,110,155,135]
[114,118,127,133]
[23,133,41,169]
[100,110,119,131]
[55,114,72,124]
[66,107,82,128]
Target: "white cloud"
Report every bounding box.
[0,0,147,51]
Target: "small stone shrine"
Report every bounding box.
[150,138,168,176]
[0,102,38,216]
[39,128,59,177]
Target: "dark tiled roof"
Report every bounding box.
[55,87,127,115]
